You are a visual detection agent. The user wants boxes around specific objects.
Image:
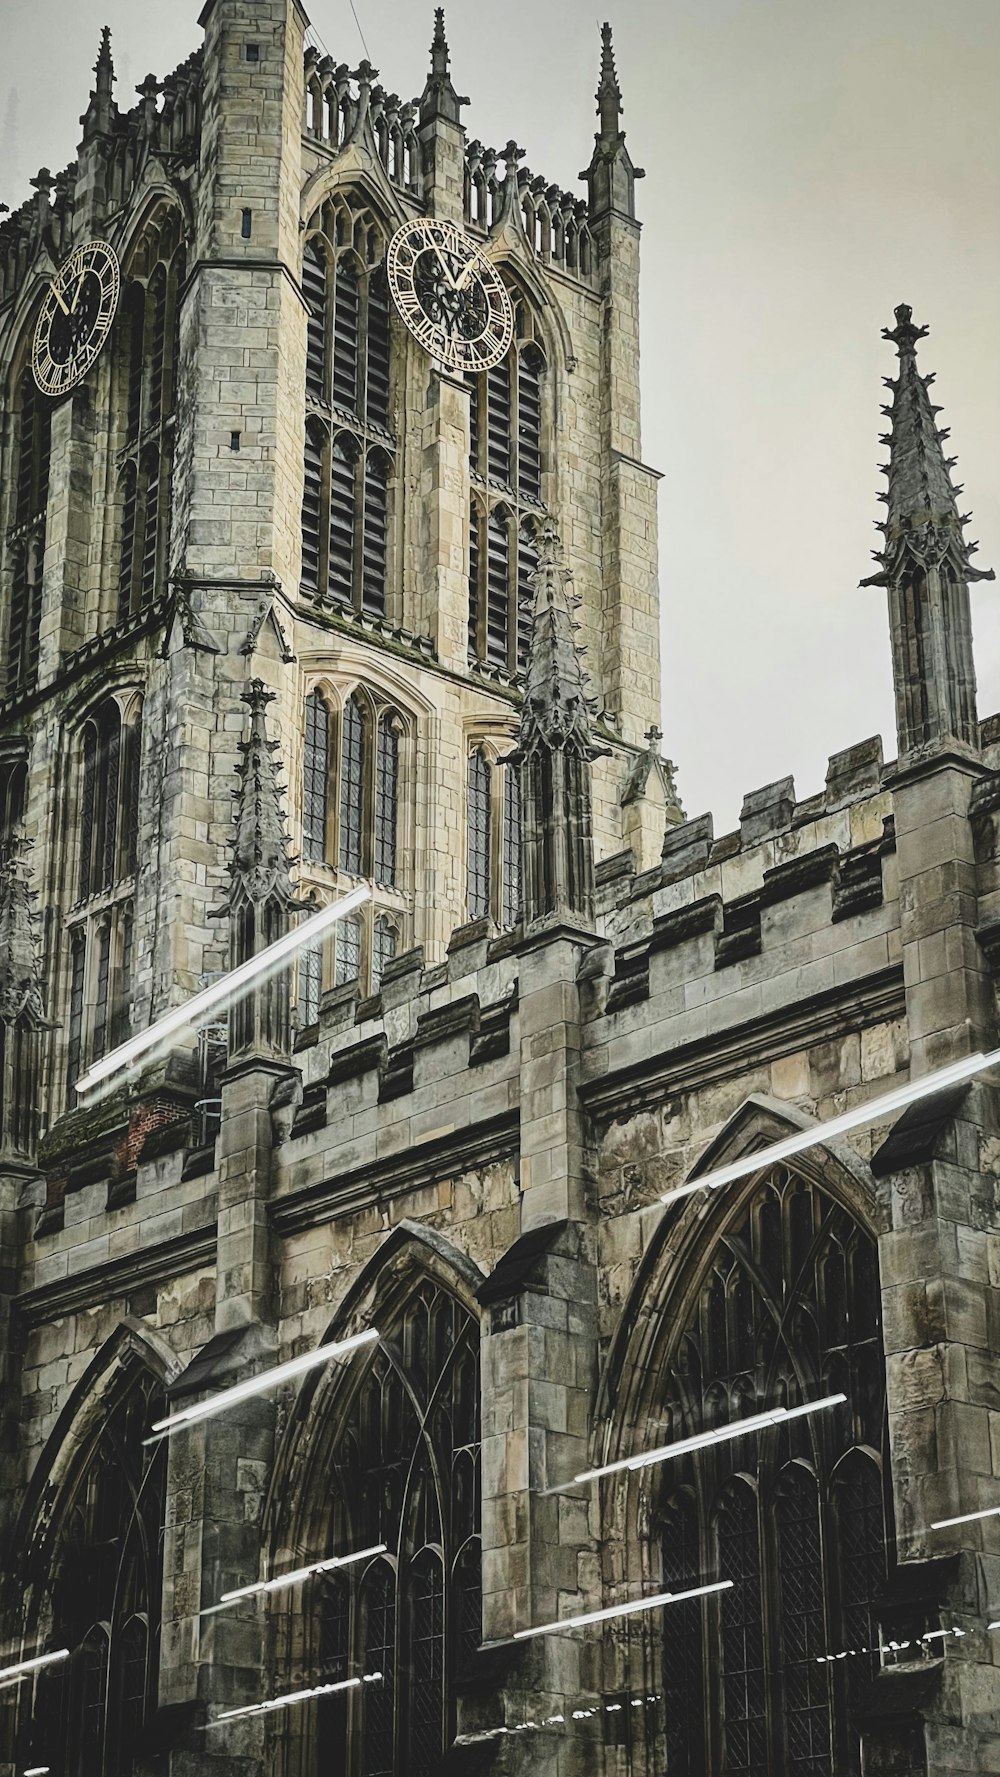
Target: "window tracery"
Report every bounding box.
[23,1367,167,1777]
[300,199,396,619]
[297,683,408,1009]
[466,744,520,928]
[287,1280,481,1777]
[66,695,142,1098]
[5,366,51,696]
[649,1168,888,1777]
[114,211,184,622]
[467,299,546,676]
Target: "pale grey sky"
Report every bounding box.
[4,0,999,830]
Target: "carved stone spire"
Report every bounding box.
[513,521,607,931]
[80,25,116,140]
[582,22,644,220]
[211,681,308,1057]
[861,305,994,757]
[216,680,304,917]
[419,7,467,125]
[0,832,49,1031]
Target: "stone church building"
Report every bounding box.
[1,3,999,1773]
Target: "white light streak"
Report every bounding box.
[211,1670,382,1724]
[511,1580,731,1641]
[0,1650,69,1683]
[220,1543,387,1604]
[930,1504,1000,1531]
[147,1329,379,1440]
[24,1768,51,1775]
[572,1394,846,1486]
[660,1047,1000,1207]
[75,884,373,1098]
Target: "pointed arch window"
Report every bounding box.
[282,1280,480,1777]
[466,749,491,921]
[467,299,547,677]
[300,200,397,619]
[5,367,51,696]
[466,746,520,929]
[114,215,184,622]
[67,696,142,1104]
[646,1168,888,1776]
[25,1367,167,1777]
[297,683,409,1010]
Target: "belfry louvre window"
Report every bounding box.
[66,696,142,1098]
[114,211,185,622]
[22,1367,167,1777]
[5,367,51,697]
[468,299,546,676]
[648,1168,888,1777]
[466,745,520,928]
[300,198,396,617]
[280,1281,481,1777]
[297,684,408,1007]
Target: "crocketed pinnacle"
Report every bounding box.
[214,680,306,914]
[596,21,623,142]
[517,520,602,762]
[95,24,114,91]
[861,304,994,589]
[0,832,50,1030]
[419,6,467,123]
[80,25,115,138]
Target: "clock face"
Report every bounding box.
[386,218,514,372]
[32,240,121,397]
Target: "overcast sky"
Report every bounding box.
[4,0,999,830]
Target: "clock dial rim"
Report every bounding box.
[31,239,121,397]
[386,218,514,372]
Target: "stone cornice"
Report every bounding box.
[583,965,905,1126]
[271,1109,518,1235]
[15,1224,217,1330]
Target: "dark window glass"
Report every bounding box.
[373,915,397,991]
[120,717,141,877]
[147,266,167,433]
[0,760,26,849]
[453,1538,482,1673]
[361,1562,396,1777]
[117,1614,148,1772]
[467,750,490,920]
[67,930,86,1094]
[115,901,134,1048]
[336,912,362,985]
[339,696,365,874]
[304,239,328,401]
[485,512,510,669]
[409,1552,445,1774]
[836,1455,885,1689]
[467,506,481,663]
[299,938,323,1026]
[333,258,360,412]
[777,1466,833,1774]
[92,922,112,1062]
[362,452,389,615]
[125,284,145,441]
[329,437,357,600]
[374,716,398,887]
[662,1494,705,1776]
[139,453,160,605]
[79,724,98,901]
[7,543,43,696]
[718,1484,768,1777]
[71,1625,109,1777]
[118,467,138,620]
[303,690,330,861]
[501,762,520,929]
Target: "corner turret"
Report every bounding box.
[582,22,644,220]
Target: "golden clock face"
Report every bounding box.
[32,239,121,397]
[386,218,514,372]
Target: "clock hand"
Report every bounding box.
[431,242,458,290]
[50,282,71,318]
[453,260,477,293]
[69,271,86,315]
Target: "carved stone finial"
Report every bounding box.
[95,24,114,91]
[431,7,449,74]
[582,22,644,220]
[597,21,623,141]
[420,6,466,123]
[864,306,994,758]
[80,25,116,139]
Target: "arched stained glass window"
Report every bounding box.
[339,695,365,875]
[283,1279,479,1777]
[501,762,521,929]
[303,690,330,861]
[641,1168,888,1777]
[467,749,491,921]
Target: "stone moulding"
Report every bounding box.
[15,1225,217,1330]
[583,964,905,1128]
[271,1108,519,1236]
